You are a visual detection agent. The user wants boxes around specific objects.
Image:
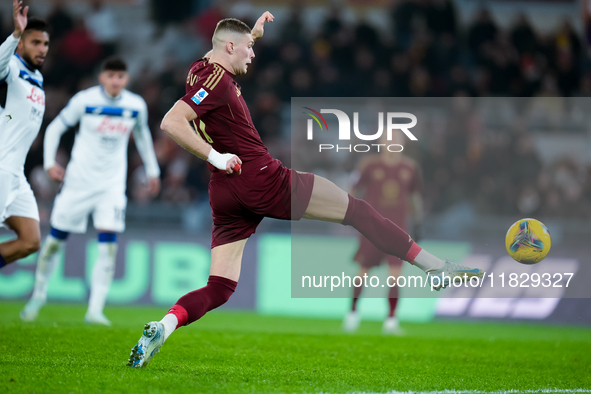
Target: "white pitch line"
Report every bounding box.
[322,390,591,394]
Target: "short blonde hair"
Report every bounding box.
[214,18,251,38]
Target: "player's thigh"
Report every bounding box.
[51,187,96,233]
[0,170,19,224]
[303,174,349,222]
[93,191,127,233]
[4,177,40,226]
[210,238,248,282]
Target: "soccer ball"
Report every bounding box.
[505,218,551,264]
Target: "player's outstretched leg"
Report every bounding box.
[127,240,244,368]
[304,175,483,290]
[0,216,41,269]
[85,232,117,326]
[20,228,68,321]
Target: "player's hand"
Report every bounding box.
[251,11,274,41]
[207,148,242,175]
[226,155,242,175]
[13,0,28,39]
[148,177,160,196]
[47,164,65,182]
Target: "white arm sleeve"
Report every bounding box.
[0,34,19,82]
[133,101,160,178]
[44,93,85,170]
[43,117,69,170]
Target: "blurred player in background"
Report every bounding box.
[0,1,48,270]
[127,13,482,368]
[20,57,160,325]
[343,133,423,335]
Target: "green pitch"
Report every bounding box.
[0,301,589,394]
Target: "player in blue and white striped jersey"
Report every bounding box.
[0,1,49,270]
[21,57,161,325]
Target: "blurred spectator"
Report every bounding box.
[391,0,422,49]
[425,0,457,37]
[47,0,74,41]
[467,9,498,61]
[193,4,225,42]
[510,14,538,55]
[85,0,120,58]
[151,0,192,31]
[281,4,305,44]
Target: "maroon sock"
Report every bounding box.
[168,275,237,327]
[342,195,422,262]
[351,284,363,311]
[388,285,399,317]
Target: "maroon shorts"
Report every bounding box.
[353,235,403,268]
[209,154,314,248]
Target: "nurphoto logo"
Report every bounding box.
[303,107,417,153]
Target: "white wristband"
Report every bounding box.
[44,159,56,172]
[207,148,235,170]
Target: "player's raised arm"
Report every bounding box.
[0,0,28,81]
[160,100,241,174]
[251,11,274,42]
[133,101,161,195]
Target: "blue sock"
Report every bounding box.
[0,252,6,269]
[50,227,69,240]
[98,232,117,243]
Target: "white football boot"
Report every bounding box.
[84,312,112,326]
[427,259,484,291]
[382,317,404,335]
[342,311,361,333]
[127,321,165,368]
[20,297,46,322]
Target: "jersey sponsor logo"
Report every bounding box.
[96,116,132,135]
[29,107,43,123]
[191,88,209,105]
[26,87,45,106]
[85,106,139,118]
[203,64,225,90]
[236,86,241,97]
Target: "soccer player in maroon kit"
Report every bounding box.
[128,12,483,368]
[342,133,423,335]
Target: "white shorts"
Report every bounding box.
[0,169,40,225]
[50,186,127,233]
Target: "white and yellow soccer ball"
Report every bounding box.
[505,218,551,264]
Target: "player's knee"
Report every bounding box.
[21,237,41,256]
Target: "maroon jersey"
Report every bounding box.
[181,59,270,173]
[354,156,422,228]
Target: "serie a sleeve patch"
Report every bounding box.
[191,88,209,105]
